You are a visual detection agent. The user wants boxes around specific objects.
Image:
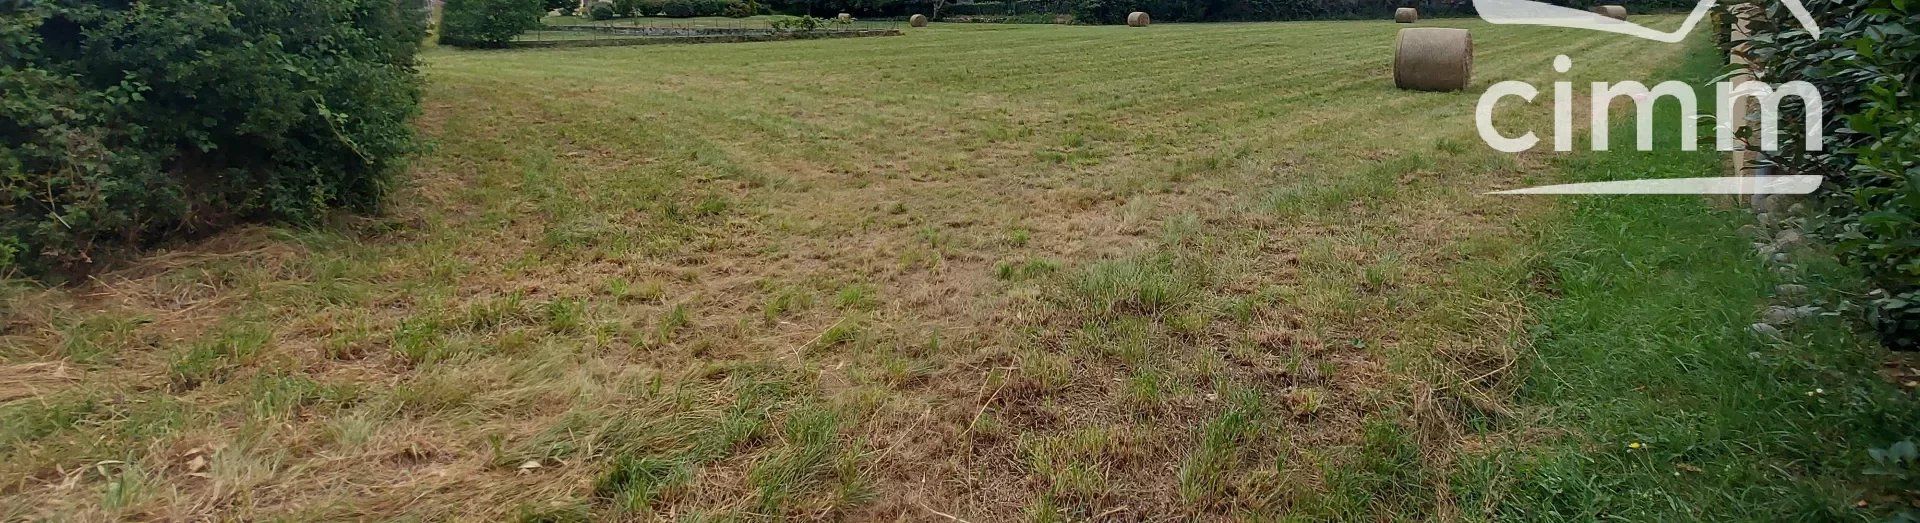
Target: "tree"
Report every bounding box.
[441,0,545,48]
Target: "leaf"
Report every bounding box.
[1893,440,1919,461]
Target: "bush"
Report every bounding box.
[1733,0,1920,349]
[587,0,619,18]
[544,0,578,13]
[942,0,1061,16]
[768,14,825,30]
[0,0,424,277]
[722,0,763,17]
[441,0,545,47]
[760,0,937,17]
[630,0,669,14]
[661,0,730,16]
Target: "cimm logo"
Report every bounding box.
[1473,0,1828,195]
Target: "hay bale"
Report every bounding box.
[910,14,928,26]
[1394,7,1418,23]
[1393,28,1472,92]
[1126,11,1150,27]
[837,12,851,21]
[1592,5,1627,20]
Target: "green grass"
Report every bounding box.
[3,15,1908,522]
[1451,44,1920,521]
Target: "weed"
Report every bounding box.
[391,315,452,366]
[513,503,592,523]
[1069,255,1203,318]
[545,298,586,333]
[762,285,814,322]
[594,455,689,513]
[607,278,666,303]
[462,293,531,331]
[1123,368,1168,410]
[747,406,852,514]
[168,323,272,390]
[1178,389,1265,505]
[653,304,690,345]
[995,258,1059,282]
[55,316,147,364]
[691,194,730,218]
[1017,348,1073,394]
[1007,227,1032,247]
[1314,418,1427,518]
[815,315,864,348]
[1071,317,1152,365]
[1019,426,1122,503]
[833,284,878,310]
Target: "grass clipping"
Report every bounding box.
[1127,11,1150,26]
[1393,27,1471,92]
[1592,5,1628,19]
[1395,7,1418,23]
[910,14,928,26]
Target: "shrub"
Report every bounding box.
[1733,0,1920,349]
[943,0,1056,16]
[588,0,620,18]
[0,0,424,277]
[768,14,824,30]
[661,0,730,16]
[632,0,670,14]
[722,0,762,17]
[441,0,545,47]
[544,0,578,13]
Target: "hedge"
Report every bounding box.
[941,1,1062,16]
[0,0,425,277]
[1732,0,1920,349]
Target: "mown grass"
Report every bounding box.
[8,15,1904,521]
[1451,44,1920,520]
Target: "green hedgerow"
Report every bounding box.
[1734,0,1920,349]
[0,0,425,278]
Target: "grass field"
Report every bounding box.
[4,16,1908,521]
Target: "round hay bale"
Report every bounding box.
[837,12,851,21]
[1393,28,1472,92]
[1394,7,1418,23]
[1592,5,1627,20]
[910,14,928,26]
[1126,11,1150,27]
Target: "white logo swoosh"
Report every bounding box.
[1487,175,1823,194]
[1472,0,1821,42]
